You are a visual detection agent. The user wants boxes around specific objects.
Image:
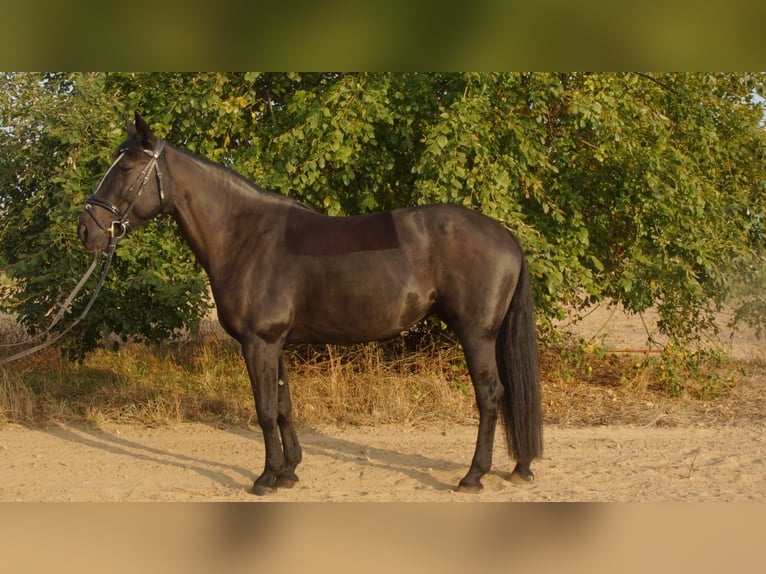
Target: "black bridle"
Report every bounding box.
[1,139,170,365]
[84,138,167,240]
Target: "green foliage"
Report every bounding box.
[0,74,213,358]
[1,72,765,361]
[645,345,734,399]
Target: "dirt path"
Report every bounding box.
[2,304,763,502]
[1,421,763,501]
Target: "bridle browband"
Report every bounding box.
[84,138,167,240]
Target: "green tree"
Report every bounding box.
[1,72,764,359]
[0,73,211,357]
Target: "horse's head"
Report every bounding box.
[78,113,167,252]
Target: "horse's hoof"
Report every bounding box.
[509,467,535,486]
[251,482,276,496]
[456,482,483,494]
[276,475,298,489]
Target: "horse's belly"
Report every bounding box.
[287,253,435,345]
[287,315,408,345]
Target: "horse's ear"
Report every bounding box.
[126,115,137,138]
[133,112,156,149]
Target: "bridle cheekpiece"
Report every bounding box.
[84,138,167,242]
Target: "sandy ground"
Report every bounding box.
[1,304,763,501]
[1,421,764,501]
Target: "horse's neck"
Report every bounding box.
[166,146,287,273]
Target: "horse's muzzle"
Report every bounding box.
[78,212,110,252]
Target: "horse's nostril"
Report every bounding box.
[79,223,88,243]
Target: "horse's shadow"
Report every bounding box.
[43,423,472,495]
[44,424,252,492]
[298,426,468,492]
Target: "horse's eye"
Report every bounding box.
[118,163,132,173]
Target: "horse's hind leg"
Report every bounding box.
[457,335,503,493]
[276,355,302,488]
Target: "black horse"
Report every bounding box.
[78,114,542,495]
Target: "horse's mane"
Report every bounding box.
[172,143,311,211]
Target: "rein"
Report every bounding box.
[0,140,166,366]
[0,236,121,365]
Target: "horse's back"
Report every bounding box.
[285,207,401,256]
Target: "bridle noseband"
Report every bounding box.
[84,139,167,240]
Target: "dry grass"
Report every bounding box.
[287,342,475,425]
[0,329,478,428]
[1,320,764,430]
[540,348,766,427]
[0,370,37,424]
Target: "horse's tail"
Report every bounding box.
[496,250,543,465]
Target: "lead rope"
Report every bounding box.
[0,233,122,365]
[1,252,100,348]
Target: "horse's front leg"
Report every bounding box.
[276,356,302,488]
[241,337,284,495]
